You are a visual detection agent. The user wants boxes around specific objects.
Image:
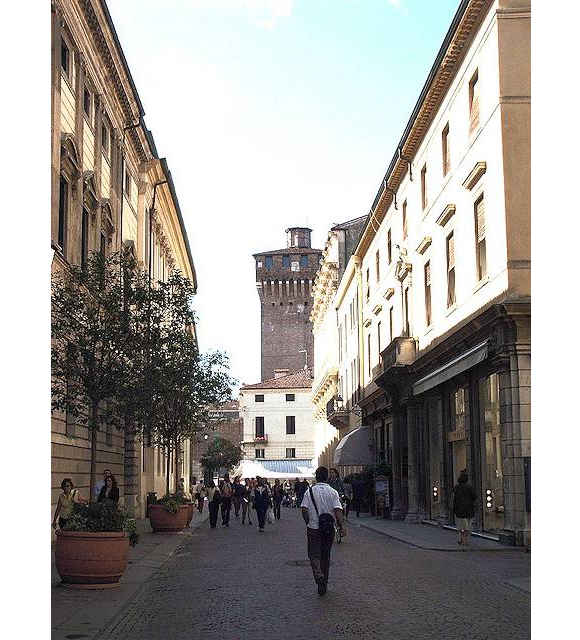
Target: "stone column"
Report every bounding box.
[51,3,62,247]
[389,408,404,520]
[405,401,423,523]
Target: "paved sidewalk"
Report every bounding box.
[349,514,525,553]
[51,508,209,640]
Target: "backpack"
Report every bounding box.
[309,487,335,539]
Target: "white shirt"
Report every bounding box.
[300,482,342,530]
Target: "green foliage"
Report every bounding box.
[154,493,191,514]
[200,436,244,474]
[62,502,139,546]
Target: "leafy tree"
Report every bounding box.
[200,436,244,478]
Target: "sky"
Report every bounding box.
[107,0,460,388]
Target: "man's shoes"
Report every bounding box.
[316,579,327,596]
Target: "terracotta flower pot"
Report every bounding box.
[55,530,129,589]
[148,503,190,533]
[186,502,194,526]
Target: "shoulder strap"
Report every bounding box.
[309,486,319,516]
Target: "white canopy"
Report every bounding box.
[234,459,313,480]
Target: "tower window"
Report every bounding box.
[282,254,290,268]
[265,255,273,270]
[300,255,308,268]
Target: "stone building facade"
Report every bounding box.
[51,0,197,519]
[254,228,322,381]
[319,0,530,545]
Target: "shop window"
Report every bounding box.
[474,195,487,281]
[255,449,265,459]
[446,232,456,307]
[424,261,432,327]
[286,448,296,459]
[469,69,480,132]
[286,416,295,434]
[442,123,450,176]
[421,164,428,210]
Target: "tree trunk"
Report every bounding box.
[89,399,99,501]
[123,416,138,517]
[165,440,170,496]
[174,435,180,487]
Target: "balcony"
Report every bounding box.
[375,337,417,391]
[326,396,350,429]
[252,434,268,444]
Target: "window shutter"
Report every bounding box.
[475,197,486,241]
[447,234,455,270]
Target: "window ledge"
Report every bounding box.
[445,303,457,317]
[472,275,489,294]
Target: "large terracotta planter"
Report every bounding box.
[148,504,190,533]
[186,502,194,527]
[55,530,129,589]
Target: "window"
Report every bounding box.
[367,333,371,378]
[265,255,273,270]
[255,416,265,437]
[446,232,456,307]
[442,123,450,176]
[404,287,410,336]
[255,449,265,459]
[81,208,89,268]
[83,87,91,120]
[101,121,109,158]
[377,321,382,359]
[389,307,393,343]
[255,394,264,402]
[421,164,428,210]
[125,169,131,197]
[474,195,487,280]
[387,229,392,264]
[286,416,296,434]
[424,261,432,327]
[402,200,408,240]
[300,254,308,268]
[61,39,70,76]
[285,394,295,402]
[375,249,380,282]
[366,268,370,301]
[469,69,480,132]
[286,448,296,459]
[58,176,68,251]
[282,254,290,268]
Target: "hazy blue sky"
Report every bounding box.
[107,0,459,387]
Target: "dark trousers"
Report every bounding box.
[197,495,204,513]
[256,506,267,529]
[209,501,220,528]
[273,500,282,520]
[221,497,232,525]
[307,526,334,585]
[233,496,241,517]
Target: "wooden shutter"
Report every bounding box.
[475,197,486,241]
[447,233,455,270]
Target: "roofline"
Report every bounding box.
[99,0,146,117]
[330,214,369,231]
[159,158,197,291]
[252,248,322,258]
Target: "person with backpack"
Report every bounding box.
[206,480,221,529]
[453,470,478,545]
[219,473,233,527]
[300,466,345,596]
[232,476,245,519]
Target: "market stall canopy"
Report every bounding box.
[234,459,315,480]
[333,426,373,466]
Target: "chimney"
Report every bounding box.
[273,368,290,379]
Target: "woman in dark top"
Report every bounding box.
[98,474,120,505]
[453,471,477,545]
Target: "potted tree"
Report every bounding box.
[200,436,244,482]
[55,502,138,589]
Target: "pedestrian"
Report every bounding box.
[351,474,365,517]
[343,477,353,519]
[93,469,112,502]
[176,477,186,497]
[52,478,87,530]
[272,479,284,520]
[97,474,119,505]
[293,477,301,508]
[253,476,271,532]
[329,468,345,496]
[206,480,221,529]
[453,470,478,545]
[232,475,245,519]
[219,473,233,527]
[300,466,346,596]
[192,477,205,513]
[241,478,253,525]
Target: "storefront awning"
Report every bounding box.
[333,426,373,466]
[413,340,488,396]
[235,459,315,479]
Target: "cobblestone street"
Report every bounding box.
[95,509,530,640]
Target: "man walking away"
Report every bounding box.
[453,470,477,545]
[301,466,345,596]
[253,477,271,532]
[272,479,284,520]
[219,474,233,527]
[241,478,253,525]
[206,481,221,529]
[232,476,245,519]
[351,474,365,517]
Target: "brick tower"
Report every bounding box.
[254,228,322,381]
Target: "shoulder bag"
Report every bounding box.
[308,486,335,539]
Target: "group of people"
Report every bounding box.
[52,469,120,530]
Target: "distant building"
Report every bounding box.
[238,369,316,477]
[254,228,322,381]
